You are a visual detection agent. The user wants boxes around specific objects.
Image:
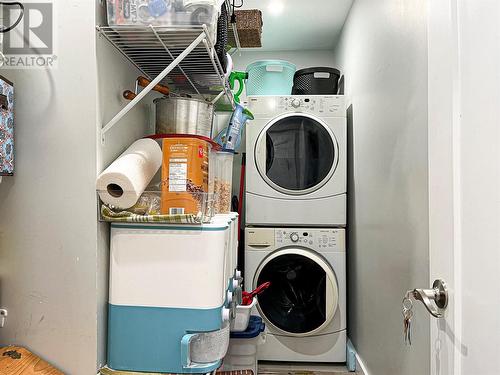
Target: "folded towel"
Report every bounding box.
[101,205,201,224]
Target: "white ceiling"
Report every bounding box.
[237,0,354,51]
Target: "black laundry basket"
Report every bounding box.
[292,67,341,95]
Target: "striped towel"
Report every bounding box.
[101,205,201,224]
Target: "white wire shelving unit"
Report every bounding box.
[97,6,239,143]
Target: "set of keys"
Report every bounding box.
[402,290,415,346]
[401,280,448,346]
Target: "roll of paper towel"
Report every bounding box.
[97,138,162,209]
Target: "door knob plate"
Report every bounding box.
[433,279,448,309]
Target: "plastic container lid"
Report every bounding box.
[146,133,221,150]
[230,316,265,339]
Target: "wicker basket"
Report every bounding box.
[228,9,263,48]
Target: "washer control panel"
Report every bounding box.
[247,95,346,117]
[275,228,345,252]
[277,96,343,114]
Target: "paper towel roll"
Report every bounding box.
[97,138,162,209]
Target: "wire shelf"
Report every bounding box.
[97,22,236,141]
[97,24,230,95]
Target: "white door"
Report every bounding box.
[428,1,500,374]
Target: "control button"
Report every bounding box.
[290,232,300,242]
[291,99,301,108]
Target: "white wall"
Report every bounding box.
[333,1,429,374]
[0,1,99,373]
[0,1,149,373]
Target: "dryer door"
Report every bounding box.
[254,113,339,195]
[254,248,339,337]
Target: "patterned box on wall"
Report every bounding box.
[0,75,14,176]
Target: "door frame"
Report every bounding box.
[428,1,462,374]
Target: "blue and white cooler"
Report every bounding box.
[107,221,232,373]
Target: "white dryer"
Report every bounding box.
[245,227,346,363]
[245,95,346,227]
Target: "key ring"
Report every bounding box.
[402,296,413,312]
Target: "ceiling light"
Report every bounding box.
[268,1,284,16]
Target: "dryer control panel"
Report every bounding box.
[247,95,346,118]
[275,228,345,252]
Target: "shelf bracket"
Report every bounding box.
[149,26,204,100]
[100,31,207,144]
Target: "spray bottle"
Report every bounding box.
[228,71,248,104]
[214,103,254,151]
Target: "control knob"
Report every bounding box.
[291,98,301,108]
[290,232,300,242]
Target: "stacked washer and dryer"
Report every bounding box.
[244,95,347,363]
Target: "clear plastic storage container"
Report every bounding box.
[223,316,266,375]
[98,190,216,224]
[97,134,220,224]
[214,150,234,214]
[106,0,219,29]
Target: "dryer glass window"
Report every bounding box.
[257,253,327,334]
[265,116,335,191]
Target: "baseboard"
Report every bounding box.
[355,353,369,375]
[346,339,369,375]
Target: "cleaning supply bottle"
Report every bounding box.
[214,103,254,151]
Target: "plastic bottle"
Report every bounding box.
[214,103,254,151]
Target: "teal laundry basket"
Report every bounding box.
[246,60,296,96]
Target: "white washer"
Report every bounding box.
[245,95,346,227]
[245,227,346,362]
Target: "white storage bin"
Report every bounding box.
[231,297,257,332]
[223,316,266,375]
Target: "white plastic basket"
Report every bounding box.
[230,298,257,332]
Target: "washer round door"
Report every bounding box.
[254,113,339,195]
[254,248,339,337]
